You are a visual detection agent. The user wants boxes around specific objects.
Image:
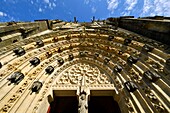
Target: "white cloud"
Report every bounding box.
[38,8,42,12]
[84,0,90,4]
[52,3,56,7]
[31,1,34,4]
[44,0,50,4]
[125,0,138,11]
[107,0,119,13]
[141,0,170,16]
[0,11,7,17]
[92,7,96,13]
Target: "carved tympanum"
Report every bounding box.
[57,63,110,85]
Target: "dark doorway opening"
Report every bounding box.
[89,96,121,113]
[49,96,78,113]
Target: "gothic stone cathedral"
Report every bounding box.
[0,16,169,113]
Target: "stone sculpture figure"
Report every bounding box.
[143,70,160,82]
[7,72,24,84]
[104,57,110,64]
[30,81,43,93]
[114,65,122,73]
[45,66,54,74]
[36,39,44,48]
[79,51,88,57]
[124,38,132,46]
[78,92,88,113]
[30,57,40,66]
[127,56,138,65]
[108,35,114,41]
[68,54,74,61]
[57,57,64,65]
[124,81,138,92]
[13,47,26,56]
[142,44,154,53]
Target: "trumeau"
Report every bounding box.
[0,16,170,113]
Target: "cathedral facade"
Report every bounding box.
[0,16,169,113]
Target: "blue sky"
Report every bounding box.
[0,0,170,22]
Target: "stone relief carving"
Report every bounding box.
[57,63,111,85]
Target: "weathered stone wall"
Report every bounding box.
[119,18,170,45]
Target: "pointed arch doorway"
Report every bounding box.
[48,63,121,113]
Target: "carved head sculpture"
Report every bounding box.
[143,70,160,82]
[108,36,114,41]
[36,39,44,48]
[45,51,52,58]
[79,51,88,57]
[52,37,58,42]
[124,38,132,46]
[45,66,54,74]
[57,47,62,53]
[127,56,138,65]
[31,81,43,93]
[7,72,24,84]
[124,81,138,92]
[114,65,122,73]
[94,52,99,58]
[104,57,110,64]
[13,47,25,56]
[142,44,154,53]
[30,57,40,66]
[68,54,74,61]
[57,57,64,65]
